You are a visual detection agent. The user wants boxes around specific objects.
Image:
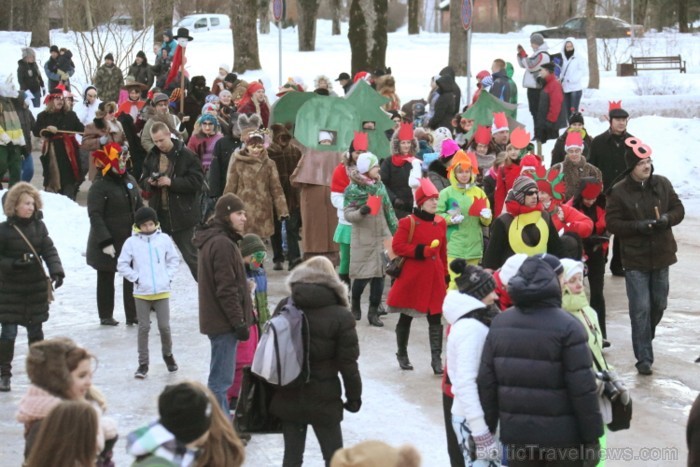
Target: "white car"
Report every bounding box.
[176,14,231,33]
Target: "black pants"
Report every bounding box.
[351,277,384,307]
[586,248,607,338]
[97,270,136,322]
[442,392,466,467]
[168,226,198,281]
[397,311,442,330]
[271,208,302,264]
[282,420,343,467]
[509,445,585,466]
[527,87,542,121]
[610,235,622,273]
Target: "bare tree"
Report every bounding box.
[585,0,599,89]
[678,0,689,32]
[497,0,507,33]
[297,0,320,51]
[408,0,420,34]
[259,0,271,34]
[331,0,342,35]
[153,0,175,46]
[348,0,388,74]
[448,0,467,75]
[29,0,50,47]
[231,0,262,71]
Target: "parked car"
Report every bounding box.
[535,16,644,39]
[175,14,231,32]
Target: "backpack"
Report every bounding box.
[548,52,563,79]
[251,298,310,387]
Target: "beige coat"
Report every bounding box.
[344,203,391,279]
[224,148,288,238]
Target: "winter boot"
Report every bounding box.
[0,340,14,391]
[367,305,384,327]
[351,298,362,321]
[163,354,178,372]
[395,324,413,370]
[0,376,10,392]
[377,303,388,316]
[428,324,444,375]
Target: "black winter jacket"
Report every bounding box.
[606,172,684,272]
[86,172,143,271]
[477,256,603,447]
[550,130,593,166]
[208,136,242,199]
[139,139,204,232]
[429,75,458,131]
[0,215,64,325]
[380,157,414,219]
[270,283,361,426]
[127,62,154,91]
[587,129,633,191]
[17,59,44,94]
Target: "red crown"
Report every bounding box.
[398,122,414,141]
[474,125,492,145]
[608,100,622,111]
[353,131,368,151]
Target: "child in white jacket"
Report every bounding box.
[443,259,501,466]
[117,207,181,379]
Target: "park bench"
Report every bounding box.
[631,55,686,75]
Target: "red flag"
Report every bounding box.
[165,46,183,88]
[468,196,489,216]
[367,195,381,215]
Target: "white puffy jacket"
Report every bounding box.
[444,290,491,435]
[560,37,586,93]
[517,43,551,89]
[117,229,181,296]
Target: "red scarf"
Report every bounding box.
[391,154,414,167]
[44,134,81,180]
[505,200,543,216]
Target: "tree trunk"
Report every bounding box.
[348,0,388,75]
[408,0,420,34]
[84,0,93,31]
[497,0,507,34]
[297,0,320,51]
[448,0,467,76]
[29,0,49,46]
[231,0,262,72]
[259,0,271,34]
[585,0,599,89]
[153,0,175,46]
[62,0,69,32]
[678,0,689,32]
[331,0,342,35]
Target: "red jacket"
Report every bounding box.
[331,163,350,194]
[543,73,563,123]
[387,213,448,315]
[494,162,520,217]
[546,202,593,238]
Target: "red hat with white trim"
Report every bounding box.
[564,132,584,151]
[492,112,509,134]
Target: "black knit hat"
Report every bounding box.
[50,45,59,54]
[450,259,496,300]
[104,53,114,62]
[134,207,158,227]
[215,193,245,221]
[568,112,584,125]
[239,233,266,257]
[540,62,555,73]
[158,383,212,444]
[224,73,238,84]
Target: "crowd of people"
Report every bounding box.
[0,28,696,467]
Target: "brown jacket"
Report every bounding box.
[223,148,288,238]
[267,125,302,212]
[193,219,253,335]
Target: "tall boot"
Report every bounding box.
[367,305,384,327]
[0,340,15,392]
[395,323,413,370]
[428,324,444,375]
[351,298,362,321]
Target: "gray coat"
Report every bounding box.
[344,204,391,279]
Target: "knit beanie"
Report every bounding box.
[158,383,212,444]
[568,112,584,126]
[509,176,537,204]
[50,45,59,54]
[22,47,36,59]
[104,53,114,62]
[240,233,266,257]
[535,253,564,276]
[356,152,379,174]
[498,253,528,287]
[219,63,231,74]
[530,33,545,46]
[560,258,585,282]
[450,259,496,301]
[215,193,245,221]
[134,207,158,227]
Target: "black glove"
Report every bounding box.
[359,205,371,215]
[51,275,63,289]
[653,214,669,230]
[635,219,655,235]
[581,441,601,467]
[234,324,250,342]
[343,399,362,413]
[393,198,406,210]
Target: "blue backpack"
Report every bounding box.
[548,52,563,79]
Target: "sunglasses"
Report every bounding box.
[524,190,539,196]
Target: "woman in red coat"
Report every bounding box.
[387,178,448,375]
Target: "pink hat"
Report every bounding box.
[440,139,460,159]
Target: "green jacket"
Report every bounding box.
[562,291,609,371]
[94,64,124,103]
[436,171,491,261]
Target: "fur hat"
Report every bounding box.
[530,33,545,46]
[215,194,245,221]
[450,259,496,300]
[3,181,42,217]
[239,233,266,257]
[330,440,421,467]
[159,383,212,444]
[235,113,262,142]
[134,206,158,227]
[26,338,84,398]
[286,257,349,308]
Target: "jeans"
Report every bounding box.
[563,90,582,120]
[351,277,384,307]
[443,393,466,467]
[135,298,172,365]
[624,268,669,367]
[207,332,239,414]
[0,322,44,377]
[169,227,198,281]
[452,415,501,466]
[282,420,343,467]
[272,208,302,264]
[31,93,41,108]
[96,270,136,322]
[21,153,34,183]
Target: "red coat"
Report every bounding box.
[494,162,520,216]
[387,213,448,315]
[548,203,593,238]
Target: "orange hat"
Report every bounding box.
[474,125,492,145]
[448,150,477,177]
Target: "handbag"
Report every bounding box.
[12,225,54,303]
[385,215,415,279]
[591,349,632,432]
[234,366,283,434]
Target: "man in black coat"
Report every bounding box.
[478,254,603,466]
[606,147,684,375]
[588,104,633,276]
[140,122,204,280]
[17,48,45,108]
[428,74,459,131]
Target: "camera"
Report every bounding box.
[150,172,163,181]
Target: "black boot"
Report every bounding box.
[395,324,413,370]
[377,303,388,316]
[351,298,362,321]
[0,340,14,392]
[429,324,444,375]
[367,305,384,327]
[339,273,351,289]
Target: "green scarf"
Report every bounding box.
[344,177,398,234]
